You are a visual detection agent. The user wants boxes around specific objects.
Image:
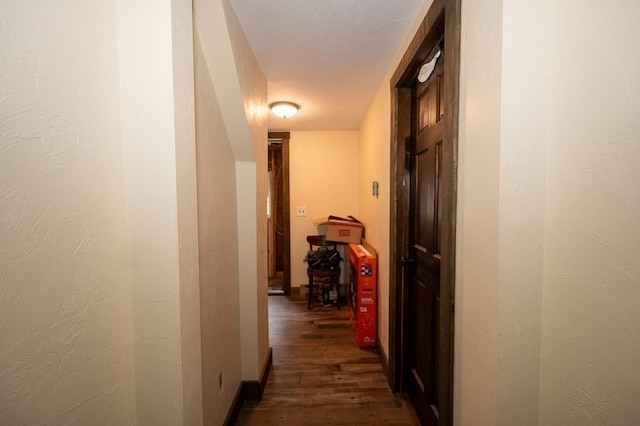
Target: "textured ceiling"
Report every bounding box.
[229,0,423,131]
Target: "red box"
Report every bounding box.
[348,242,377,347]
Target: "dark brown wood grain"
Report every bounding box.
[389,0,460,424]
[268,132,291,295]
[235,295,413,425]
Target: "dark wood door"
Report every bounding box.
[390,3,459,424]
[406,50,444,426]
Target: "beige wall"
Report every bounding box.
[289,131,360,288]
[194,31,242,426]
[0,0,137,424]
[223,0,270,383]
[172,0,205,422]
[194,0,269,418]
[495,1,550,423]
[455,0,503,423]
[2,0,268,424]
[118,0,205,422]
[456,0,640,424]
[194,0,269,401]
[358,85,393,358]
[358,0,434,362]
[539,1,640,424]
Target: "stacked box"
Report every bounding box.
[348,243,377,347]
[313,216,364,244]
[325,218,363,244]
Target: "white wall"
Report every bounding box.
[236,162,262,379]
[455,0,503,423]
[0,0,136,424]
[496,1,551,423]
[223,0,270,383]
[193,0,269,417]
[2,0,269,424]
[456,0,640,425]
[194,0,269,391]
[289,131,360,288]
[539,1,640,424]
[194,31,242,426]
[118,0,205,423]
[171,0,205,422]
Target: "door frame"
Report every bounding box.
[268,131,291,295]
[388,0,460,424]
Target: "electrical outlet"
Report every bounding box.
[296,206,307,217]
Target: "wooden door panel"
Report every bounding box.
[418,85,431,130]
[415,146,430,250]
[407,52,444,426]
[409,271,440,425]
[435,140,443,256]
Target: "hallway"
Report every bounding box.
[236,295,413,425]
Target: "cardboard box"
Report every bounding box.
[326,219,363,243]
[314,216,363,244]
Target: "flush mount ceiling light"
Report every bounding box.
[270,101,299,118]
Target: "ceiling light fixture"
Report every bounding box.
[270,101,299,118]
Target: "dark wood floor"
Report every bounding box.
[236,294,414,425]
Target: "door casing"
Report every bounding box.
[268,131,291,295]
[388,0,460,424]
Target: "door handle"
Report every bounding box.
[401,256,414,266]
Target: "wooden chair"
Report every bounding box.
[305,235,341,310]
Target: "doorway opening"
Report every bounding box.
[388,0,460,424]
[267,131,291,295]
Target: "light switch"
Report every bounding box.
[296,206,307,217]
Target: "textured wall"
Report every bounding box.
[118,0,194,422]
[223,0,270,382]
[539,1,640,424]
[194,31,242,426]
[289,131,360,288]
[194,0,269,385]
[456,0,640,424]
[2,0,270,424]
[171,0,204,423]
[455,0,503,423]
[495,0,551,424]
[0,0,136,424]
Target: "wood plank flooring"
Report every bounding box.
[236,294,414,425]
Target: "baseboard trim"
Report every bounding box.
[223,347,273,425]
[223,383,244,426]
[377,338,392,388]
[242,347,273,400]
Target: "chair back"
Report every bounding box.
[306,235,337,251]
